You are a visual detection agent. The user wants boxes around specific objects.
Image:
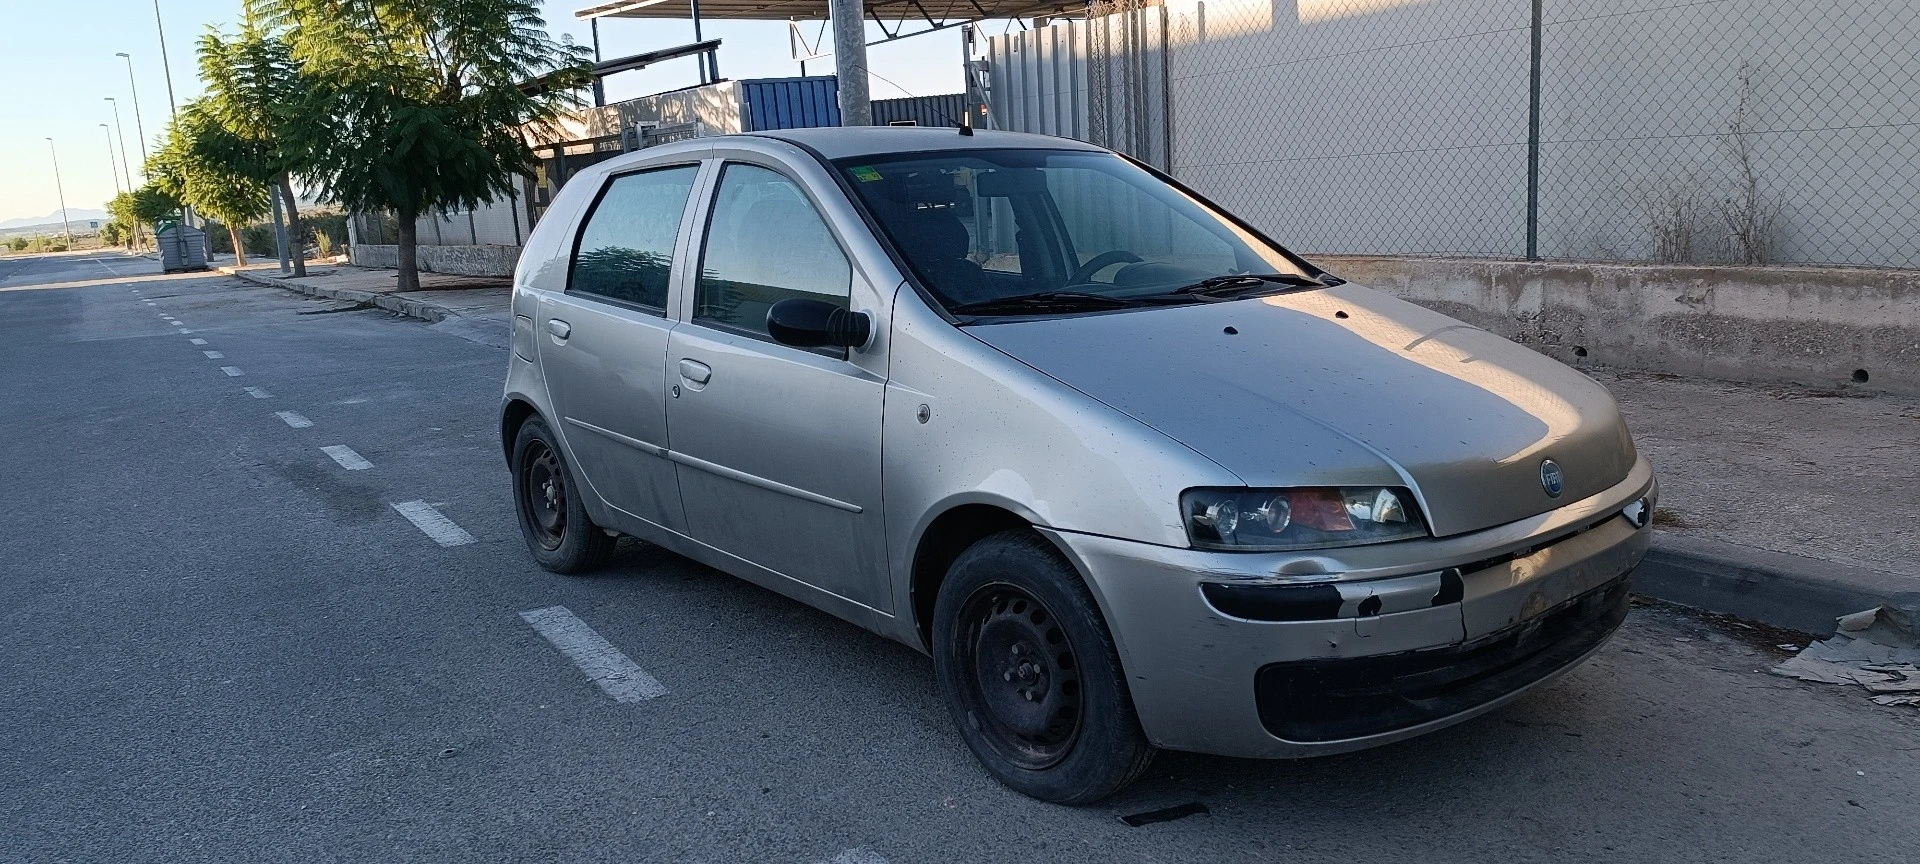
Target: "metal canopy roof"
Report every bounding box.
[576,0,1078,22]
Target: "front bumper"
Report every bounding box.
[1044,455,1655,759]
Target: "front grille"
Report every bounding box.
[1253,575,1631,742]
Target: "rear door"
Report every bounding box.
[663,159,891,611]
[538,162,705,533]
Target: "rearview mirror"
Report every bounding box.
[766,298,871,349]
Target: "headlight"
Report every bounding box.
[1182,487,1428,551]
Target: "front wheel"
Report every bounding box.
[511,417,616,574]
[932,531,1155,804]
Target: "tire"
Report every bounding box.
[511,416,616,574]
[932,530,1155,804]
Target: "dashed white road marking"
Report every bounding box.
[243,386,272,399]
[219,366,244,377]
[825,849,888,864]
[275,411,313,429]
[392,500,478,548]
[320,445,372,470]
[202,350,225,359]
[178,329,193,334]
[189,338,208,345]
[518,606,666,702]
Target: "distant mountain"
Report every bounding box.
[0,208,112,230]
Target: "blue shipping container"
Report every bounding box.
[739,76,841,131]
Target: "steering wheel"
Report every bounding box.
[1067,250,1144,286]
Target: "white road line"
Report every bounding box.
[825,849,889,864]
[202,350,225,359]
[219,366,244,377]
[320,445,372,470]
[243,386,272,399]
[392,500,478,548]
[518,606,666,702]
[178,329,193,334]
[189,338,207,345]
[275,411,313,429]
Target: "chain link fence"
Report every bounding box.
[995,0,1919,269]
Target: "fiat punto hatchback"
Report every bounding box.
[502,127,1656,803]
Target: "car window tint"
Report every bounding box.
[568,165,699,310]
[695,164,851,338]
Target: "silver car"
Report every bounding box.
[501,128,1656,804]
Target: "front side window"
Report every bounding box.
[695,164,853,340]
[834,149,1316,316]
[568,165,699,310]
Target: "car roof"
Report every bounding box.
[744,126,1108,160]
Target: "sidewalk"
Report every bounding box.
[224,263,1915,634]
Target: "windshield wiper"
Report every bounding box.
[948,291,1164,316]
[1167,273,1328,298]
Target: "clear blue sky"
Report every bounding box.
[0,0,971,224]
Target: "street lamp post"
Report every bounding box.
[151,1,178,118]
[101,124,123,198]
[46,138,75,250]
[104,99,134,192]
[101,124,126,250]
[115,52,150,173]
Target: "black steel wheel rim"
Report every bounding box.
[521,442,567,551]
[953,582,1083,770]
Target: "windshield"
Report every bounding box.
[833,148,1315,316]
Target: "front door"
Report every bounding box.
[665,162,889,611]
[538,163,702,533]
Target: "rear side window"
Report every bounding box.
[694,164,851,339]
[568,165,699,311]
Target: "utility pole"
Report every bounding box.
[105,100,134,191]
[152,1,179,118]
[828,0,870,126]
[116,53,150,173]
[46,138,75,250]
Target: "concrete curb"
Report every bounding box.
[1635,533,1914,636]
[219,266,456,323]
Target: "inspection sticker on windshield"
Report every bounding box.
[850,165,883,182]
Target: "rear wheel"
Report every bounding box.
[512,417,615,574]
[932,531,1154,804]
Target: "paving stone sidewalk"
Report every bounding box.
[226,262,1916,629]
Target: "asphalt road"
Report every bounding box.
[4,251,1917,864]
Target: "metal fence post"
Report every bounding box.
[1526,0,1543,260]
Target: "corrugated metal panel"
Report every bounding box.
[740,76,841,131]
[986,14,1169,169]
[872,94,967,127]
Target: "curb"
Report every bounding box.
[219,266,456,323]
[1634,533,1914,636]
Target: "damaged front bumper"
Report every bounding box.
[1045,455,1656,759]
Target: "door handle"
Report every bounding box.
[678,358,712,385]
[547,319,572,340]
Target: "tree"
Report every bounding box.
[260,0,589,290]
[197,7,315,276]
[148,104,274,266]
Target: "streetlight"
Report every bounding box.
[115,52,150,173]
[101,124,123,198]
[46,138,75,250]
[105,98,134,190]
[151,1,179,118]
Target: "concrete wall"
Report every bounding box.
[349,244,521,278]
[1321,255,1920,396]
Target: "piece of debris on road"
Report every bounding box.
[1772,603,1920,708]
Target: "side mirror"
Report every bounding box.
[767,298,872,349]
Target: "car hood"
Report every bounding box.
[965,284,1637,537]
